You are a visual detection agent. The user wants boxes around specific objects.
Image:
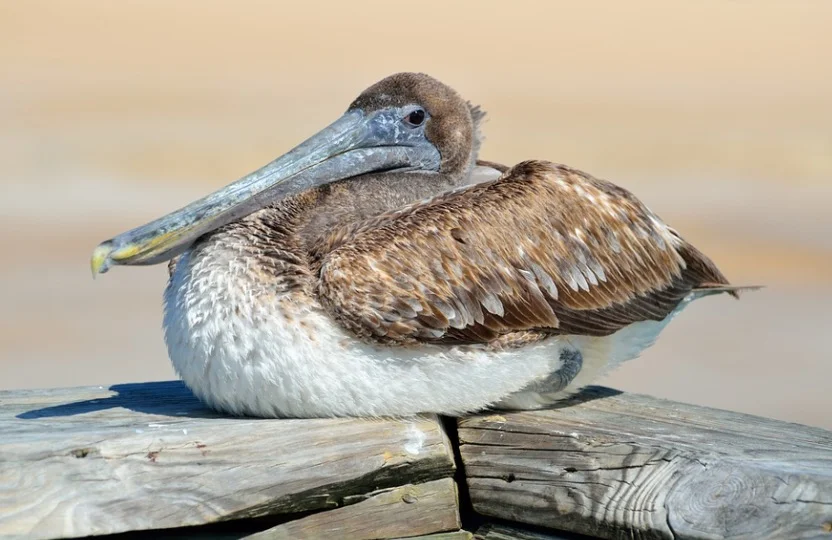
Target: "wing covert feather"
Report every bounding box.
[317,161,729,344]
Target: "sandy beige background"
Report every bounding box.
[1,1,830,427]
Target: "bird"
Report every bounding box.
[91,72,752,418]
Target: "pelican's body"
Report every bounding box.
[93,73,748,418]
[166,245,676,417]
[162,168,686,417]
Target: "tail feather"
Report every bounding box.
[676,236,762,300]
[690,284,764,300]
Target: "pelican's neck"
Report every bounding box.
[296,171,467,258]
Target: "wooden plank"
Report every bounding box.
[474,522,584,539]
[397,532,473,540]
[246,478,459,539]
[0,381,455,539]
[458,386,832,540]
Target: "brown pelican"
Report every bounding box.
[91,73,749,418]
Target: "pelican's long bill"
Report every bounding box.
[90,107,440,276]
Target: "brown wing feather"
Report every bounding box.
[316,160,731,344]
[475,159,511,173]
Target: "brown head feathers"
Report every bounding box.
[350,72,484,177]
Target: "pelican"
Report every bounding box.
[91,73,749,418]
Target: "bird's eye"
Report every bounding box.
[404,109,426,127]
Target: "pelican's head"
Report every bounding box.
[91,73,482,275]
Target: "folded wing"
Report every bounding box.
[317,160,731,344]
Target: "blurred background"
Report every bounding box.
[1,1,829,427]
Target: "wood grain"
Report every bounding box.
[458,387,832,540]
[0,381,455,539]
[474,522,582,540]
[247,478,459,539]
[395,532,473,540]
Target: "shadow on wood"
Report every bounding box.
[15,381,219,420]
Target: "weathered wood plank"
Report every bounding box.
[458,386,832,540]
[246,478,459,539]
[395,532,473,540]
[0,381,455,539]
[474,522,584,539]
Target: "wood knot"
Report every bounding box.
[70,448,92,458]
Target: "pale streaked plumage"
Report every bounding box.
[93,72,750,418]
